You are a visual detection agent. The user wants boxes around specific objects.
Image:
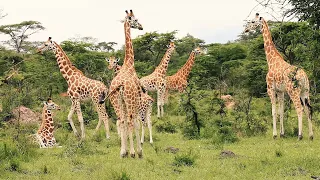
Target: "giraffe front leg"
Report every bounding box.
[267,87,277,139]
[159,87,166,117]
[278,92,285,137]
[157,90,161,118]
[68,100,79,137]
[95,101,110,139]
[74,101,85,139]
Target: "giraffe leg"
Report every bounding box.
[267,87,278,139]
[147,104,153,144]
[68,100,79,137]
[94,101,110,139]
[141,121,145,144]
[159,87,165,117]
[301,95,313,140]
[74,101,85,139]
[118,93,128,158]
[278,92,285,137]
[128,119,135,158]
[134,117,142,158]
[157,90,161,118]
[288,91,304,140]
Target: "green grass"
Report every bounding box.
[0,117,320,180]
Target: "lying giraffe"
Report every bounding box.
[37,37,110,140]
[34,98,60,148]
[106,56,154,144]
[244,13,313,140]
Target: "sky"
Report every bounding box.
[0,0,278,49]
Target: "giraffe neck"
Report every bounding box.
[53,42,77,83]
[38,106,54,134]
[178,51,197,79]
[154,47,174,77]
[123,21,135,72]
[261,19,284,66]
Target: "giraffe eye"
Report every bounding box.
[45,44,48,46]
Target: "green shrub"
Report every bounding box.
[155,120,177,133]
[173,151,196,167]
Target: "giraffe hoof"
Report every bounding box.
[309,135,314,141]
[130,153,136,158]
[273,135,277,139]
[280,134,285,138]
[138,153,143,159]
[298,135,303,140]
[120,151,128,158]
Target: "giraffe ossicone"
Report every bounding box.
[244,13,313,140]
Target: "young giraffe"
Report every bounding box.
[165,47,202,100]
[140,42,175,118]
[244,13,313,140]
[106,56,154,144]
[34,98,60,148]
[105,10,144,158]
[37,38,110,140]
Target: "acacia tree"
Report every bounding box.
[0,21,45,53]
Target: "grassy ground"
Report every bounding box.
[0,116,320,180]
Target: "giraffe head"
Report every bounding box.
[167,42,176,49]
[193,47,202,55]
[122,10,143,30]
[106,56,120,70]
[244,13,263,33]
[37,37,57,54]
[43,98,60,110]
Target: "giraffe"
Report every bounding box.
[165,47,202,100]
[105,10,144,158]
[34,98,60,148]
[105,56,154,144]
[37,37,110,140]
[140,42,175,118]
[244,13,313,140]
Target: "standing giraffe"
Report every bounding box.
[105,56,154,144]
[165,47,202,99]
[140,42,175,118]
[244,13,313,140]
[37,38,110,140]
[34,98,60,148]
[105,10,144,158]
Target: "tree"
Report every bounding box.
[0,21,45,53]
[95,41,117,52]
[0,9,7,20]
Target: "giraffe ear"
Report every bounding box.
[43,101,48,106]
[116,58,120,62]
[105,57,110,62]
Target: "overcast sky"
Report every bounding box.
[0,0,277,49]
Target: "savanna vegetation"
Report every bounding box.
[1,1,320,179]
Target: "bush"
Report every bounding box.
[155,119,177,133]
[173,150,197,167]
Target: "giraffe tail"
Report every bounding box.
[98,91,106,104]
